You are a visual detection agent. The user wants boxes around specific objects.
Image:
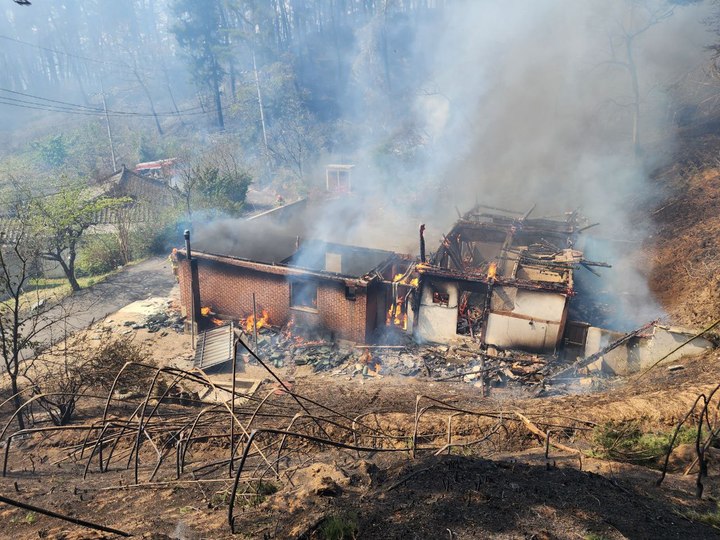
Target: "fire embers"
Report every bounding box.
[386,296,408,330]
[358,349,382,377]
[487,262,497,280]
[200,306,224,327]
[393,273,419,287]
[243,309,270,333]
[386,272,418,330]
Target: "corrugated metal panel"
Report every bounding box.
[193,323,234,370]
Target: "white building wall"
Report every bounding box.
[415,281,459,344]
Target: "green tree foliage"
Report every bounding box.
[31,134,69,169]
[170,0,227,128]
[189,163,251,217]
[0,192,58,430]
[25,179,129,291]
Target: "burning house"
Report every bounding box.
[414,208,592,350]
[175,200,605,352]
[176,225,415,343]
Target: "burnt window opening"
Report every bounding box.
[290,280,318,310]
[432,291,449,306]
[564,322,589,347]
[345,285,357,301]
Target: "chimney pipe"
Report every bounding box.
[184,229,192,260]
[419,224,426,263]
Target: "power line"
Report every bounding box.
[0,34,177,82]
[0,97,221,119]
[0,98,104,117]
[0,34,137,70]
[0,88,212,117]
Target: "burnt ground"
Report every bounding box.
[647,132,720,329]
[2,347,720,539]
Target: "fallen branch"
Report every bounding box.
[0,494,130,536]
[516,412,581,455]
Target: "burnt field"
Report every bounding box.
[0,311,719,539]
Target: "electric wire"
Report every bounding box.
[0,87,210,117]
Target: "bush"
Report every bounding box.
[320,513,359,540]
[86,333,154,393]
[591,419,697,467]
[31,134,69,169]
[77,234,124,276]
[131,217,184,257]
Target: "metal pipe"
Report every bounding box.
[184,230,196,349]
[419,224,426,263]
[184,229,192,260]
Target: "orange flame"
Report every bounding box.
[210,317,224,327]
[386,299,408,330]
[393,273,419,287]
[487,262,497,280]
[200,306,211,317]
[245,309,270,333]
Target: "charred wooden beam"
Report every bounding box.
[547,319,660,382]
[0,494,130,536]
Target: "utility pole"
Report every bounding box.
[253,47,272,185]
[99,78,117,171]
[252,49,269,155]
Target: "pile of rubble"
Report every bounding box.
[144,310,185,333]
[238,324,356,372]
[234,320,574,392]
[421,343,551,385]
[117,305,185,334]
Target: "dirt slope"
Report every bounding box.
[649,141,720,328]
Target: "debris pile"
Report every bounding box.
[144,310,185,333]
[238,323,356,372]
[419,344,551,386]
[236,321,569,390]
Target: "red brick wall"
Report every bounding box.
[178,259,192,316]
[178,256,370,342]
[315,281,367,342]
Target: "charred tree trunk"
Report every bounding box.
[10,376,25,431]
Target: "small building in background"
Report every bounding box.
[325,164,354,193]
[133,158,179,186]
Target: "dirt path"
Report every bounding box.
[20,257,176,361]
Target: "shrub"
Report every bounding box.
[591,419,697,467]
[76,234,124,276]
[320,513,359,540]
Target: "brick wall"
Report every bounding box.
[178,255,371,342]
[178,259,192,317]
[315,280,368,342]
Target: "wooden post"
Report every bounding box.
[479,355,485,397]
[252,293,258,352]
